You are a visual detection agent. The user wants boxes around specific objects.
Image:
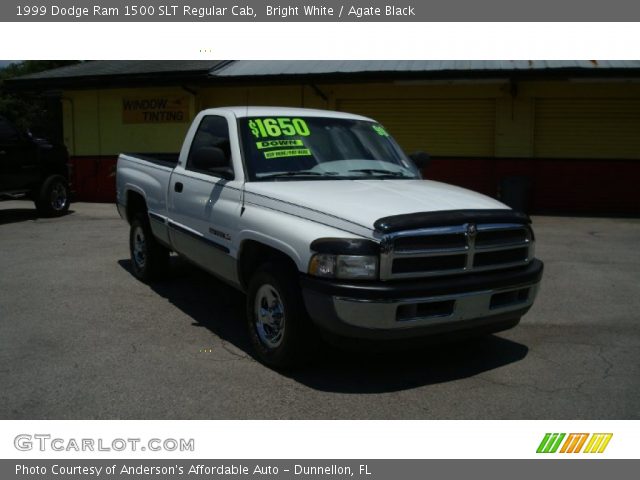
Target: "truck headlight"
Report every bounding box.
[309,254,378,280]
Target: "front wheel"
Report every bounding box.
[35,175,70,217]
[129,214,169,281]
[246,263,316,369]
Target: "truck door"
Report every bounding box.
[0,117,40,192]
[167,114,242,286]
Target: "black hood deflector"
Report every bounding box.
[374,209,530,233]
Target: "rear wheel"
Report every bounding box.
[35,175,70,217]
[129,214,169,281]
[246,262,316,369]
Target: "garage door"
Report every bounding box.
[337,98,496,157]
[534,98,640,159]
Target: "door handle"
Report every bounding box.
[174,182,183,193]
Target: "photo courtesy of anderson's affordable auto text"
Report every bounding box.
[0,0,639,479]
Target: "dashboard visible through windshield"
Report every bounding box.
[239,116,420,181]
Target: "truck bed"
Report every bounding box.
[116,153,177,226]
[121,153,179,169]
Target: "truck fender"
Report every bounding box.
[236,231,305,288]
[122,185,148,223]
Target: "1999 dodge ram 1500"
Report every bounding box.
[116,107,543,368]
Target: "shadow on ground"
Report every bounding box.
[0,208,74,226]
[119,258,529,394]
[0,208,40,225]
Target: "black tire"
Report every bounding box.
[129,214,170,281]
[246,262,316,369]
[35,175,70,217]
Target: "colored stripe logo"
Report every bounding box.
[537,433,612,453]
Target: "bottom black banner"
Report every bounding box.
[3,460,637,480]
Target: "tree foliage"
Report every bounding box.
[0,60,80,138]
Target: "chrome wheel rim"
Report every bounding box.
[254,284,285,349]
[50,182,68,211]
[132,226,146,269]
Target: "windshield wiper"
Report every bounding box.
[258,170,340,180]
[348,168,410,178]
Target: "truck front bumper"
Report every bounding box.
[300,259,543,341]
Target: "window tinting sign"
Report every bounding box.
[123,96,190,124]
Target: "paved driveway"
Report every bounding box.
[1,200,638,418]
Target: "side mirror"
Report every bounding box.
[409,151,430,169]
[191,147,234,179]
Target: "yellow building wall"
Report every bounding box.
[62,80,640,159]
[196,84,328,111]
[524,81,640,160]
[62,87,196,156]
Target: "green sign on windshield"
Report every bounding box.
[249,118,311,139]
[372,125,389,137]
[264,148,312,159]
[256,139,304,149]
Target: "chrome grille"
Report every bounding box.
[379,223,533,280]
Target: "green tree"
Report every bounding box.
[0,60,80,138]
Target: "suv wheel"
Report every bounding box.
[35,175,70,217]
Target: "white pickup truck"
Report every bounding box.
[116,107,543,368]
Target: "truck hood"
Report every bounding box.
[244,179,508,231]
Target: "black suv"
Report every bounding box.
[0,115,71,216]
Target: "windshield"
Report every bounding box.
[239,116,421,181]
